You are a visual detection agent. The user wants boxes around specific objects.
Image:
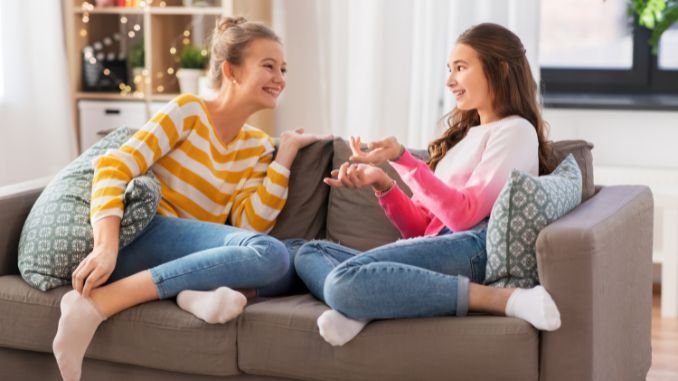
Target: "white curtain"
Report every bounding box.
[272,0,540,149]
[0,1,76,186]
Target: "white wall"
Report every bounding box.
[545,108,678,169]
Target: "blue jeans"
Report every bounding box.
[294,222,487,320]
[109,215,293,299]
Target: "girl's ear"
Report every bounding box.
[221,61,238,84]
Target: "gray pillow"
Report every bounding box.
[484,154,582,288]
[325,138,426,251]
[269,139,334,240]
[551,140,594,201]
[18,127,160,291]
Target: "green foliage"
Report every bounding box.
[179,45,208,69]
[129,41,145,68]
[630,0,678,53]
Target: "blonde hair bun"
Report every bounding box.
[217,17,248,32]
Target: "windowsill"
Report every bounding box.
[543,93,678,112]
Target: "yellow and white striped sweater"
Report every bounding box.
[90,94,290,233]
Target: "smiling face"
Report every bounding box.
[447,43,495,119]
[229,38,287,110]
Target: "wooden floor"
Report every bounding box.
[647,293,678,381]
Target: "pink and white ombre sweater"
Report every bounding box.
[377,115,539,237]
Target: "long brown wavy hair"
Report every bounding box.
[428,23,554,174]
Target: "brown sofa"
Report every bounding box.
[0,139,652,381]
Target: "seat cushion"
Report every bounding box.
[237,294,539,381]
[0,275,240,377]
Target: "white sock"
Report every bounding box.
[505,286,561,331]
[52,290,107,381]
[317,309,368,346]
[176,287,247,324]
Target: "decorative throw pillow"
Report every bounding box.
[18,127,160,291]
[484,154,582,288]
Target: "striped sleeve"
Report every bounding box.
[229,142,290,233]
[90,99,189,225]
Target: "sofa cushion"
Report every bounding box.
[485,154,583,288]
[325,138,429,251]
[551,139,594,201]
[237,294,539,381]
[0,275,240,377]
[17,127,160,291]
[270,139,334,241]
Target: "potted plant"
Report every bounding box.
[630,0,678,53]
[176,44,208,94]
[129,41,145,92]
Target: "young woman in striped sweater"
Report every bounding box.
[52,17,321,381]
[295,23,562,347]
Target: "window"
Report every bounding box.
[539,0,678,98]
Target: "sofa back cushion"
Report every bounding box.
[269,139,334,240]
[325,138,428,251]
[551,140,594,201]
[17,127,160,291]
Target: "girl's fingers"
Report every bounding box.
[349,136,363,157]
[73,261,93,294]
[323,177,343,188]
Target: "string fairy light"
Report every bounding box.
[79,9,146,96]
[79,2,212,96]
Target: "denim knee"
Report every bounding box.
[293,240,326,270]
[323,264,362,319]
[246,234,290,284]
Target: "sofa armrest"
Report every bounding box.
[536,185,653,381]
[0,179,48,276]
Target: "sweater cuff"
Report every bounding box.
[374,180,397,198]
[268,160,291,178]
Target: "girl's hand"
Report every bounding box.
[349,136,404,165]
[72,245,117,297]
[276,128,332,169]
[324,162,394,192]
[279,128,330,151]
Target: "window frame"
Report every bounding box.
[540,22,678,96]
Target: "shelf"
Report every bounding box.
[150,6,224,15]
[74,6,224,15]
[75,7,145,15]
[150,93,180,101]
[76,92,146,101]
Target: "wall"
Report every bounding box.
[544,108,678,169]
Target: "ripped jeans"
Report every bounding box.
[108,215,291,298]
[294,221,488,320]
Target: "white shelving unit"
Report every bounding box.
[64,0,274,151]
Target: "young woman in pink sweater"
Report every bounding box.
[294,23,561,346]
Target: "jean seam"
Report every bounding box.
[152,243,275,293]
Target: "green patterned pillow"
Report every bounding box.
[18,127,160,291]
[485,154,582,288]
